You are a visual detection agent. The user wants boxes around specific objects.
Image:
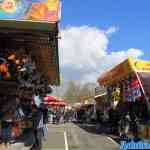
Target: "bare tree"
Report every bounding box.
[63,80,81,104]
[63,81,96,104]
[78,82,96,100]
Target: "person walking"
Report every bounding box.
[30,105,44,150]
[40,103,49,140]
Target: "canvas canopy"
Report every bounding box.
[98,57,150,86]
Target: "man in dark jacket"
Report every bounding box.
[31,105,43,150]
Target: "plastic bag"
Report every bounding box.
[42,124,48,139]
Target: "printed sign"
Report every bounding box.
[98,57,150,86]
[133,60,150,72]
[98,57,134,85]
[0,0,61,22]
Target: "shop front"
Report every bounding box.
[77,96,96,123]
[0,0,61,148]
[98,57,150,139]
[94,93,107,118]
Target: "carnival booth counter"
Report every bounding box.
[98,57,150,139]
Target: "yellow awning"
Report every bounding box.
[98,57,150,86]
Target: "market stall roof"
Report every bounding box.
[44,96,67,106]
[46,101,67,106]
[83,100,94,105]
[44,96,58,102]
[98,57,150,86]
[0,20,57,32]
[94,92,107,100]
[72,102,82,108]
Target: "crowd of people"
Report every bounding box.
[71,100,149,141]
[73,105,96,124]
[48,107,74,124]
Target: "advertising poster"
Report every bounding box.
[138,72,150,100]
[0,0,61,22]
[133,59,150,72]
[98,58,134,85]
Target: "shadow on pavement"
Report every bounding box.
[12,128,34,148]
[73,122,121,144]
[73,122,100,135]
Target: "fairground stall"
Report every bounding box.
[75,96,96,123]
[94,93,107,119]
[94,87,107,117]
[98,57,150,139]
[0,0,61,148]
[44,96,67,124]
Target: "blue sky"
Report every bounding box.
[61,0,150,60]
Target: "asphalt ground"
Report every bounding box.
[43,123,120,150]
[0,123,120,150]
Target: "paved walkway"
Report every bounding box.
[0,123,120,150]
[0,143,31,150]
[43,123,120,150]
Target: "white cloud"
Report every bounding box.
[59,26,108,69]
[83,48,143,82]
[106,26,118,34]
[59,26,144,83]
[126,48,144,58]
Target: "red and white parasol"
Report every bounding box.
[44,96,58,102]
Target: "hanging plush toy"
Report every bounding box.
[4,71,11,80]
[8,53,16,61]
[15,59,22,71]
[0,63,7,72]
[0,57,11,80]
[112,87,121,101]
[0,63,11,80]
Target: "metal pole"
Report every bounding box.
[135,71,150,121]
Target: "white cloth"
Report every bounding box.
[34,95,42,107]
